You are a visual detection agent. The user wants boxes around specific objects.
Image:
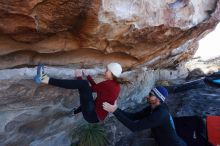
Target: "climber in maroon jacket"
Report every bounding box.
[34,62,129,123]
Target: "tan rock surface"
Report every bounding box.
[0,0,219,69]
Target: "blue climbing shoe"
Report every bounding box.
[34,64,44,84]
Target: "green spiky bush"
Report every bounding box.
[71,123,109,146]
[79,123,108,146]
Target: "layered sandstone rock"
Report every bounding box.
[1,1,220,146]
[0,68,188,146]
[0,0,219,69]
[0,66,219,146]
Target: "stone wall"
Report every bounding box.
[0,66,188,146]
[1,0,220,145]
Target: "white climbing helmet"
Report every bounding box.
[107,62,122,78]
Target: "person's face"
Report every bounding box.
[146,92,158,105]
[105,68,113,80]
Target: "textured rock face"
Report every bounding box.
[0,79,79,146]
[0,66,219,146]
[1,1,220,146]
[0,68,188,146]
[0,0,220,69]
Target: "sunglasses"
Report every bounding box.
[149,92,155,97]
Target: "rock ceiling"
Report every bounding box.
[0,0,220,69]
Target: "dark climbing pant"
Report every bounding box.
[49,78,99,123]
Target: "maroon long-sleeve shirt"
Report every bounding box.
[78,75,120,121]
